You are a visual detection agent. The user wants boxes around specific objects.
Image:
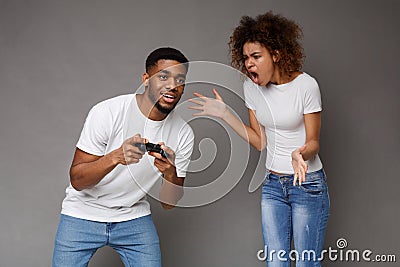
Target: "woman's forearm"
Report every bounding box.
[300,140,320,161]
[222,109,266,151]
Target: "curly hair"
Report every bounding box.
[229,11,304,76]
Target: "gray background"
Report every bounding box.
[1,0,399,266]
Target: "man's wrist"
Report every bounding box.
[109,148,123,166]
[163,168,178,182]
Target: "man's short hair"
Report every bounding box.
[145,47,189,72]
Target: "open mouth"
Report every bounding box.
[249,71,260,84]
[161,92,177,103]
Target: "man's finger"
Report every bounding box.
[148,151,166,161]
[159,144,173,154]
[127,143,146,154]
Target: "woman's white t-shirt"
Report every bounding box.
[244,73,323,174]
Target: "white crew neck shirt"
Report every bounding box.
[61,94,194,222]
[244,73,323,174]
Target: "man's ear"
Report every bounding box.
[142,73,150,86]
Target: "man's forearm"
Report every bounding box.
[70,150,121,191]
[159,172,184,209]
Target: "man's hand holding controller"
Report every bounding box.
[114,134,176,177]
[139,141,177,179]
[114,134,148,165]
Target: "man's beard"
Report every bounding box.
[154,100,176,114]
[148,88,178,115]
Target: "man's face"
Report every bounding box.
[143,59,187,114]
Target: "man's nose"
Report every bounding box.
[165,77,178,90]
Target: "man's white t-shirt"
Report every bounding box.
[61,94,194,222]
[244,73,323,174]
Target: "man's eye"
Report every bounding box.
[176,78,185,84]
[254,56,260,59]
[159,75,168,80]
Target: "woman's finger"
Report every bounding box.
[188,98,204,105]
[193,92,209,100]
[188,105,204,111]
[213,89,223,101]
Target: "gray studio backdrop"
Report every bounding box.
[1,0,399,266]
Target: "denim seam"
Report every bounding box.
[315,194,325,263]
[287,211,292,262]
[106,223,111,245]
[119,249,133,267]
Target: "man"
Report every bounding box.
[52,47,194,267]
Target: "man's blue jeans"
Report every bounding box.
[52,214,161,267]
[261,169,330,267]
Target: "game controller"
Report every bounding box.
[135,142,168,158]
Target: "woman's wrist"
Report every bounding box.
[220,106,231,121]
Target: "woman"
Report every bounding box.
[189,11,329,266]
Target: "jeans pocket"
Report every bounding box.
[299,179,325,194]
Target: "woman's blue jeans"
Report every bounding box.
[261,169,330,267]
[52,214,161,267]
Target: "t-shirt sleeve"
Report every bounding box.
[76,104,111,156]
[174,124,195,178]
[303,78,322,114]
[243,79,257,110]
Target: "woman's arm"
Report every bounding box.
[188,89,266,151]
[302,112,321,160]
[291,112,321,185]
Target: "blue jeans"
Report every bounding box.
[261,169,330,267]
[52,214,161,267]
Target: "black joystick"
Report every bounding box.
[135,142,168,158]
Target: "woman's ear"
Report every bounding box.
[272,50,281,63]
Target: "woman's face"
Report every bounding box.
[243,41,278,86]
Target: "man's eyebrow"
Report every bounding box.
[159,69,186,78]
[176,73,186,78]
[159,70,171,75]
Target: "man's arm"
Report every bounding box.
[70,134,146,191]
[159,173,184,210]
[149,143,184,209]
